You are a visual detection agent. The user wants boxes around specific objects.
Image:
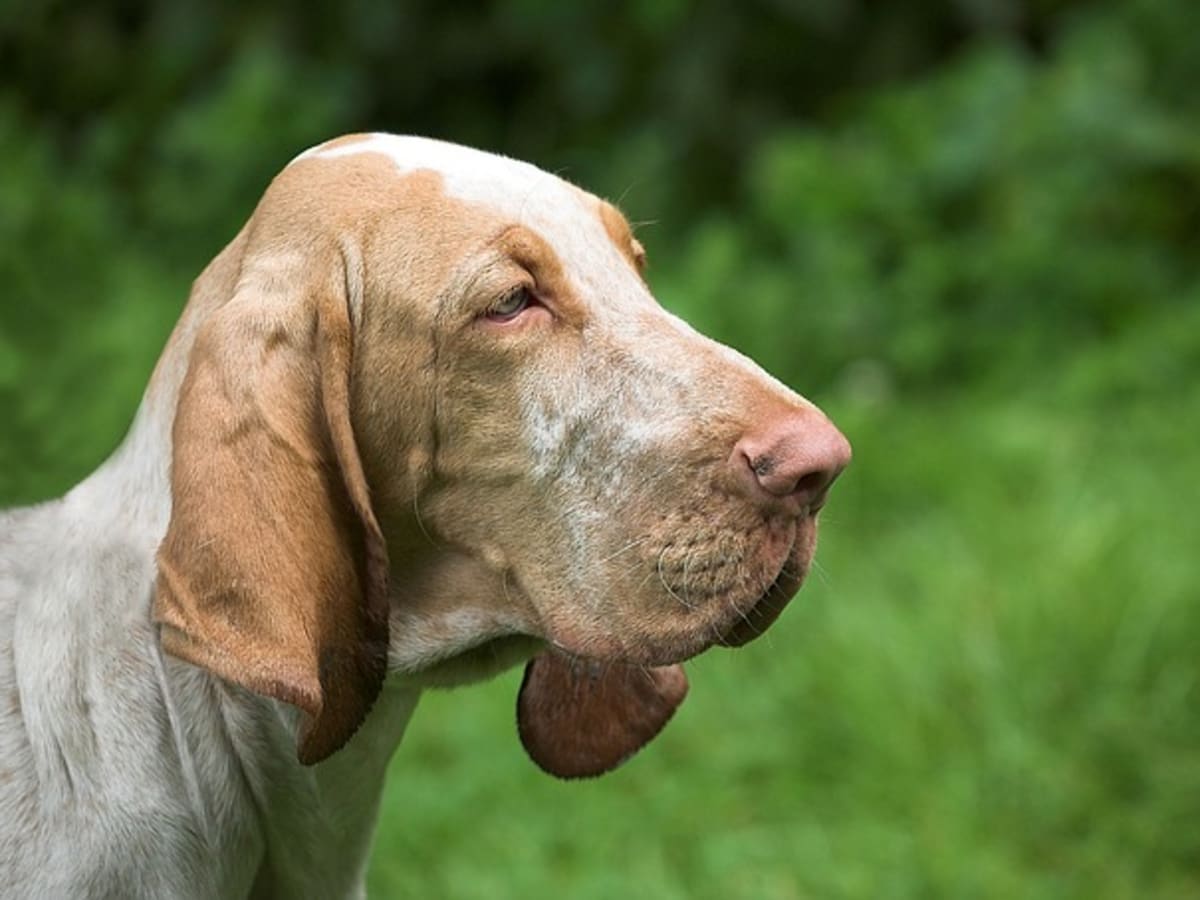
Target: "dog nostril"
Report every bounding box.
[732,414,851,511]
[751,457,775,479]
[793,469,830,502]
[744,454,836,503]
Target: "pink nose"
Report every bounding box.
[731,409,851,514]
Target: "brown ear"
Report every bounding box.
[154,260,389,765]
[517,653,688,779]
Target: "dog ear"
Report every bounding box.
[154,254,389,765]
[517,653,688,779]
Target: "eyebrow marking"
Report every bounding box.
[596,201,646,274]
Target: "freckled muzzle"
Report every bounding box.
[528,361,852,670]
[622,402,849,661]
[645,510,819,660]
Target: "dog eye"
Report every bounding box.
[486,287,533,322]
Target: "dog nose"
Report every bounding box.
[731,409,851,513]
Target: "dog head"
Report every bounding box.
[154,134,850,775]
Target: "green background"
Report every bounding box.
[2,1,1197,896]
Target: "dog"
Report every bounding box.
[0,134,850,898]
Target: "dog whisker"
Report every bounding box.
[656,547,696,611]
[598,536,651,564]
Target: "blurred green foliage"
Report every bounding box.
[2,1,1197,897]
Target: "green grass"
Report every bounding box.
[5,4,1198,894]
[367,317,1199,899]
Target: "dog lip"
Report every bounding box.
[714,560,806,648]
[549,520,814,666]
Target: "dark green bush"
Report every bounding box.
[656,4,1200,396]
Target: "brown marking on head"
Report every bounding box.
[309,133,377,155]
[597,200,647,275]
[488,224,586,330]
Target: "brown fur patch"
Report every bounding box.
[597,200,647,274]
[311,133,376,154]
[490,224,585,328]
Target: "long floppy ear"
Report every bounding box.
[517,653,688,779]
[154,257,389,765]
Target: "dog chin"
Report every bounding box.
[715,557,808,648]
[587,570,812,669]
[526,518,818,670]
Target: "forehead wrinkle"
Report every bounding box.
[489,224,565,279]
